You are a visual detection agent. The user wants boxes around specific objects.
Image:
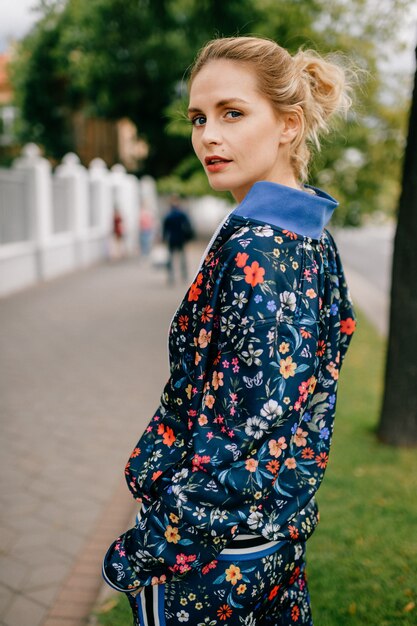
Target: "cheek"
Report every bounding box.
[191,133,202,159]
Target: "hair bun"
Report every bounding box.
[293,49,352,121]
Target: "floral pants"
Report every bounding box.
[135,536,313,626]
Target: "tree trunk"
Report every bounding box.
[377,46,417,445]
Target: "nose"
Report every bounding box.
[201,119,222,146]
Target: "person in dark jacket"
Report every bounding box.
[103,36,357,626]
[162,197,194,284]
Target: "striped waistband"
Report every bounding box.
[217,533,282,560]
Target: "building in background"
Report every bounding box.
[72,113,148,172]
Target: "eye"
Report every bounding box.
[191,115,206,127]
[225,110,242,120]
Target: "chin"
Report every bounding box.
[207,173,242,193]
[207,179,231,193]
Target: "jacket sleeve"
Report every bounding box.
[323,229,357,367]
[102,226,355,592]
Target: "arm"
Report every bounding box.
[103,225,355,591]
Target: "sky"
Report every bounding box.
[1,0,416,74]
[0,0,40,53]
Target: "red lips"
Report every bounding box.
[204,154,228,165]
[204,155,232,173]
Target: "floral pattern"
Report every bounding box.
[136,539,312,625]
[103,198,356,622]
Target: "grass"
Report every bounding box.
[95,308,417,626]
[307,309,417,625]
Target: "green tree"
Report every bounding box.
[11,2,79,158]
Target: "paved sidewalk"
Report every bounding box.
[0,243,206,626]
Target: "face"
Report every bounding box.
[188,59,300,202]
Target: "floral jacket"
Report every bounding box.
[102,181,356,598]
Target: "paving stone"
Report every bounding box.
[42,617,87,626]
[54,588,97,604]
[24,586,60,609]
[62,573,98,592]
[34,502,80,528]
[0,526,18,554]
[48,600,93,620]
[8,546,71,569]
[70,562,102,578]
[0,559,28,591]
[2,594,48,626]
[0,587,15,615]
[67,508,102,527]
[25,563,69,591]
[52,533,86,558]
[7,517,57,535]
[0,493,41,518]
[11,528,55,553]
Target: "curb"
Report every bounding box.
[41,477,136,626]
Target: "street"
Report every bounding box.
[332,223,394,336]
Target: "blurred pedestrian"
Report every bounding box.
[138,204,155,258]
[162,195,194,284]
[112,207,126,260]
[103,36,357,626]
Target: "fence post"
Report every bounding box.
[110,164,140,255]
[89,158,112,229]
[88,158,113,260]
[14,143,53,280]
[55,152,89,267]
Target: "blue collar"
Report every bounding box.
[232,181,338,239]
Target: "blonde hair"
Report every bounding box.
[189,36,353,182]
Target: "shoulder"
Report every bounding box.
[220,216,312,276]
[214,217,310,308]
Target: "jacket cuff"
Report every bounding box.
[102,539,142,593]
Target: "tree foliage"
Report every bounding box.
[11,0,412,223]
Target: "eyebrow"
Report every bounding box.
[187,97,249,115]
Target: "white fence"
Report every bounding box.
[0,144,159,297]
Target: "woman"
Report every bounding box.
[103,36,357,625]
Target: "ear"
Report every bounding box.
[278,106,303,145]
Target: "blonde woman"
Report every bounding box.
[103,36,357,626]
